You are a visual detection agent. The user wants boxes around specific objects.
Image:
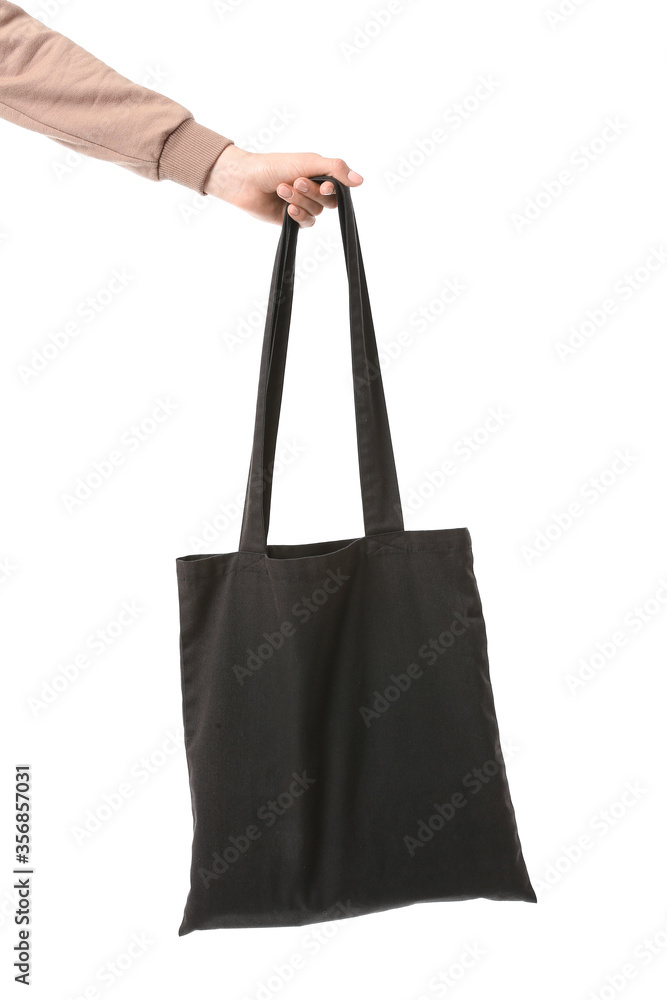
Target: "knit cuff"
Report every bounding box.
[158,118,234,195]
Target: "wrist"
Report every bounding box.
[203,144,252,202]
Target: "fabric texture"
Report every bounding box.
[0,1,234,193]
[175,177,537,933]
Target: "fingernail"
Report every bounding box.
[294,179,308,193]
[321,183,334,195]
[348,170,363,183]
[278,184,292,198]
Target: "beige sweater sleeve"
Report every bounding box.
[0,2,234,194]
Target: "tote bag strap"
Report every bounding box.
[239,176,404,554]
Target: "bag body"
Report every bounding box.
[176,178,536,933]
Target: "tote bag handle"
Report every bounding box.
[239,176,404,554]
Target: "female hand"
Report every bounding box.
[203,145,363,227]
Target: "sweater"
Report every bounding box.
[0,1,234,194]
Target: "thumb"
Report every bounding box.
[297,154,364,187]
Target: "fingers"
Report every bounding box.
[277,182,324,228]
[274,156,364,227]
[282,177,338,216]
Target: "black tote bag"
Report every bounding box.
[176,177,536,934]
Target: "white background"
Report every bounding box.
[1,0,666,997]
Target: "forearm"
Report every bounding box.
[0,1,234,193]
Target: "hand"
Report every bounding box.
[203,145,364,227]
